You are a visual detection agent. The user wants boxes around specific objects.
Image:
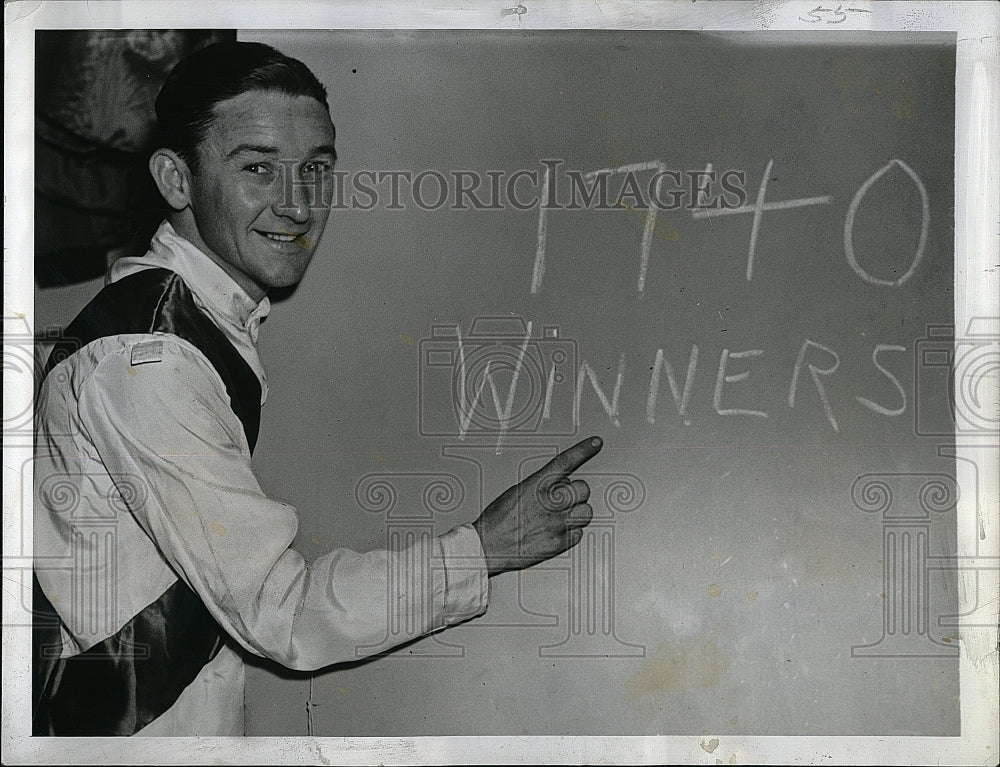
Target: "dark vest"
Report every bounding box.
[32,267,262,736]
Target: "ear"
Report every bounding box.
[149,149,194,211]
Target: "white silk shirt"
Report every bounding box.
[33,221,490,735]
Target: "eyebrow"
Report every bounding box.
[226,143,338,161]
[311,144,339,162]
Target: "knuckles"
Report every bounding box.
[529,478,592,511]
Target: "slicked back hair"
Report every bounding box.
[154,41,331,173]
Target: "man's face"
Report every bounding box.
[184,89,337,300]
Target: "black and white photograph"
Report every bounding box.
[3,2,998,764]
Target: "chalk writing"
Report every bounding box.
[844,159,929,287]
[789,339,842,432]
[646,346,699,427]
[714,349,768,418]
[691,158,834,281]
[530,160,743,294]
[584,161,666,294]
[457,156,929,440]
[855,344,907,416]
[434,322,913,437]
[575,354,627,429]
[455,320,533,451]
[532,157,929,291]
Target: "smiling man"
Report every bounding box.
[32,41,601,737]
[156,86,337,300]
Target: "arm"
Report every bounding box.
[77,337,488,670]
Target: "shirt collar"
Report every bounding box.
[109,221,271,344]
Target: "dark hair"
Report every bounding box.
[154,41,330,172]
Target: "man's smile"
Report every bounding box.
[253,229,313,251]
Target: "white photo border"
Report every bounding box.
[4,1,998,764]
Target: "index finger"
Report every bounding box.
[534,436,603,483]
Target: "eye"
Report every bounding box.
[302,160,334,176]
[244,162,273,176]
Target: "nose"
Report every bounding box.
[273,170,314,225]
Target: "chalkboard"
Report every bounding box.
[240,30,958,736]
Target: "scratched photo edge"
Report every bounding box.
[3,1,998,765]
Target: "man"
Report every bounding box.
[32,41,601,737]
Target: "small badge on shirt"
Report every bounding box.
[130,340,164,366]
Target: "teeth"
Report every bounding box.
[262,232,297,242]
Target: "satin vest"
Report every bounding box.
[33,268,261,736]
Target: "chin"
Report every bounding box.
[265,269,310,291]
[256,257,314,290]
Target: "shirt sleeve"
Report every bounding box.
[76,336,489,671]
